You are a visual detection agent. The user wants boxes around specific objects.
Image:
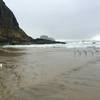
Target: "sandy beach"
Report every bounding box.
[0,47,100,100]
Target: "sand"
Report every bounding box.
[0,47,100,100]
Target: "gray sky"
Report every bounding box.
[4,0,100,39]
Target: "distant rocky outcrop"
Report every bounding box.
[0,0,65,45]
[34,35,65,44]
[40,35,55,41]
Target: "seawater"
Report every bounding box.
[2,40,100,48]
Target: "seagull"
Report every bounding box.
[0,63,3,69]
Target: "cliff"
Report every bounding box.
[0,0,33,45]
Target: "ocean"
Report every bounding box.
[2,40,100,48]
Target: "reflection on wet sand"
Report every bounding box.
[0,47,100,100]
[74,47,100,56]
[0,48,25,99]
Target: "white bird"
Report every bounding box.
[0,63,3,69]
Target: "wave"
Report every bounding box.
[2,40,100,48]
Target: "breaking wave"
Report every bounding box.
[2,40,100,48]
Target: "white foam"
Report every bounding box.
[2,40,100,48]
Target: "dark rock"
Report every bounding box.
[0,0,34,45]
[33,38,66,44]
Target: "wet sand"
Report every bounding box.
[0,47,100,100]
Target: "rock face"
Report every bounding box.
[0,0,33,45]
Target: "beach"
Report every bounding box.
[0,46,100,100]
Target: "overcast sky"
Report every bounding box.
[4,0,100,39]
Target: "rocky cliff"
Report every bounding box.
[0,0,34,45]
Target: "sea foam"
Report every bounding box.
[2,40,100,48]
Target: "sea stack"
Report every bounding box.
[0,0,33,45]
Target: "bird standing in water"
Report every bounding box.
[0,63,3,69]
